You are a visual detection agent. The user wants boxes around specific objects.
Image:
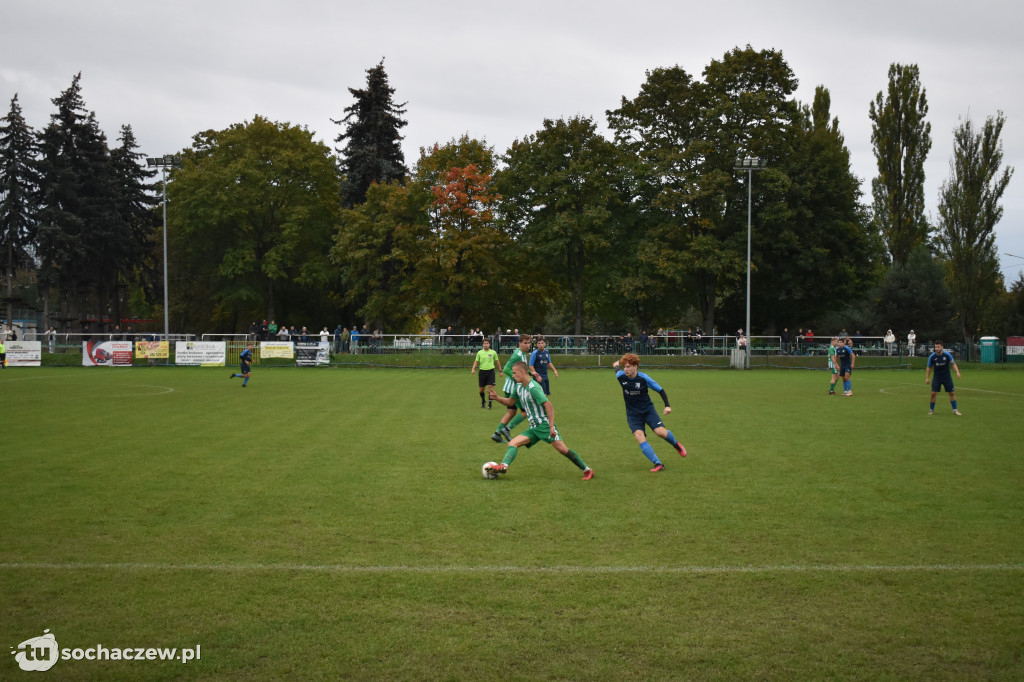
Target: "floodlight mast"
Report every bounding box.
[145,156,181,341]
[733,156,767,369]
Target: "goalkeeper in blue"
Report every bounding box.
[230,343,254,387]
[613,353,686,472]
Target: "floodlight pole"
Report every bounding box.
[146,156,181,341]
[733,156,767,369]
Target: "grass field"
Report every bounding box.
[2,365,1023,680]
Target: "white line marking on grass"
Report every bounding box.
[877,382,1024,399]
[1,562,1021,574]
[112,384,175,396]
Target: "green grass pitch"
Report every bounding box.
[2,365,1023,680]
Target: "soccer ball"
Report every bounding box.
[482,462,499,479]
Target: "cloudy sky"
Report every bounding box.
[3,0,1022,281]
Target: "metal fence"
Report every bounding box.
[21,330,1021,367]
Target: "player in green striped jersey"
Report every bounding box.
[490,333,541,443]
[486,362,593,480]
[828,337,841,395]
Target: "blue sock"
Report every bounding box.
[639,441,659,464]
[242,377,249,386]
[664,430,678,447]
[930,402,935,410]
[844,380,851,392]
[951,400,957,410]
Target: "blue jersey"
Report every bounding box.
[240,348,253,370]
[835,345,852,369]
[927,351,955,380]
[529,348,552,378]
[615,369,669,414]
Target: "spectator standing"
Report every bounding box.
[884,329,896,356]
[907,330,917,357]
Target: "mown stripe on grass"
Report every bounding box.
[2,562,1022,574]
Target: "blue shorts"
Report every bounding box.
[240,362,251,374]
[932,376,954,393]
[538,377,550,395]
[627,405,663,434]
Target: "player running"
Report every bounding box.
[490,333,540,443]
[229,343,254,387]
[471,337,499,409]
[612,353,686,472]
[926,340,962,415]
[486,362,593,480]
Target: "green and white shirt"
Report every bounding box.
[502,348,530,393]
[513,379,550,427]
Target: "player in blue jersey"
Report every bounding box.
[612,353,686,472]
[835,337,854,396]
[528,337,559,395]
[229,343,254,387]
[926,341,962,415]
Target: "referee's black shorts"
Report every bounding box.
[478,369,496,388]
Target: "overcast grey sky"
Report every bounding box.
[3,0,1022,280]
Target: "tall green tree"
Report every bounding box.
[936,113,1014,344]
[331,180,431,331]
[35,73,124,324]
[333,60,409,207]
[607,47,799,332]
[869,63,932,266]
[106,124,158,325]
[0,94,39,324]
[750,86,882,330]
[497,116,625,335]
[170,116,341,331]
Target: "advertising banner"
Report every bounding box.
[175,341,226,366]
[135,341,169,359]
[5,341,42,367]
[82,341,134,367]
[296,342,330,366]
[259,341,294,359]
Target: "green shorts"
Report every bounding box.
[520,423,561,448]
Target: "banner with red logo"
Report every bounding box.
[82,341,134,366]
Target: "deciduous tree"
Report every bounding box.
[870,63,932,266]
[170,116,340,330]
[936,112,1014,344]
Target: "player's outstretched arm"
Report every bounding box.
[488,389,515,408]
[549,361,559,378]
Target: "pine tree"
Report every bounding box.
[0,94,40,324]
[36,73,124,325]
[333,60,409,207]
[108,124,159,324]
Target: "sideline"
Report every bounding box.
[2,561,1021,574]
